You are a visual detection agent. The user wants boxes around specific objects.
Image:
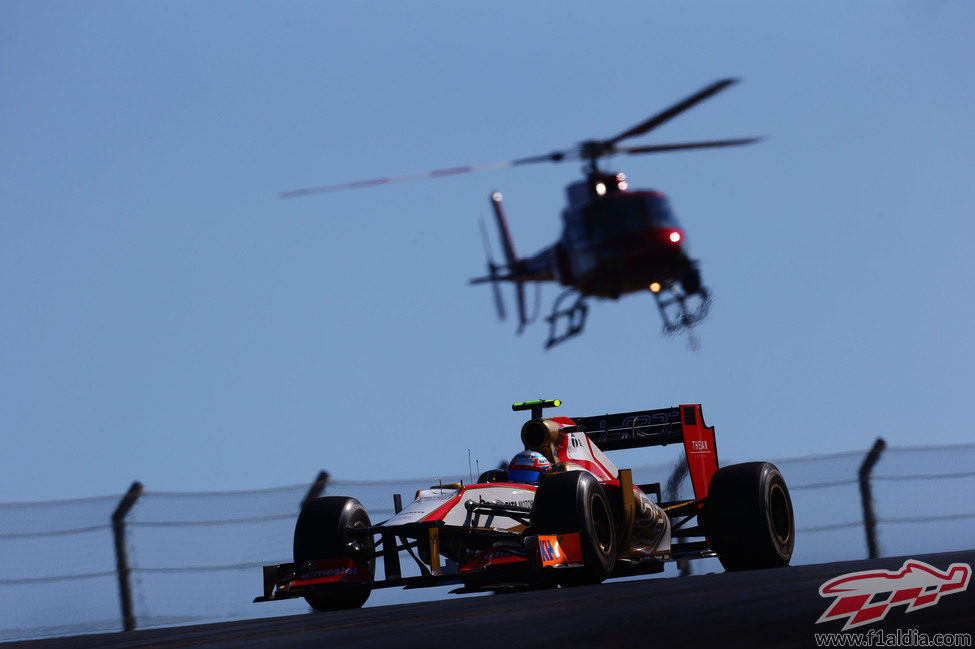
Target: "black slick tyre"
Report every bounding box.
[293,496,374,611]
[531,470,616,585]
[700,461,795,571]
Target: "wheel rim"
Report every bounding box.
[589,492,613,554]
[768,483,791,545]
[350,519,376,574]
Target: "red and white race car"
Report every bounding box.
[256,400,795,611]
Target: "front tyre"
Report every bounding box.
[531,471,616,586]
[700,462,794,571]
[293,496,374,611]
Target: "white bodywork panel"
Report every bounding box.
[561,431,619,481]
[381,485,536,531]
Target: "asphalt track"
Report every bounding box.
[11,550,974,649]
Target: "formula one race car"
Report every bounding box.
[255,400,795,611]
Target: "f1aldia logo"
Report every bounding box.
[816,559,971,630]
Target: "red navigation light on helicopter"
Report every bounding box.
[669,231,682,243]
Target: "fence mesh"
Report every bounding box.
[0,496,121,640]
[870,443,975,558]
[2,442,973,641]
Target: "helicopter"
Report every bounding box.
[282,78,761,348]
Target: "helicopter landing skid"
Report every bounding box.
[544,290,589,349]
[653,284,711,334]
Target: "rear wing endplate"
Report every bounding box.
[568,404,719,501]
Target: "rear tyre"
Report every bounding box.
[293,496,374,611]
[531,471,616,586]
[700,462,794,571]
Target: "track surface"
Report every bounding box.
[12,550,975,649]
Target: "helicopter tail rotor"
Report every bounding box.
[471,193,534,333]
[490,192,529,334]
[489,192,519,268]
[477,219,506,321]
[515,281,528,334]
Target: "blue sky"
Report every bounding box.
[2,2,973,503]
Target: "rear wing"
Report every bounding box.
[568,404,719,501]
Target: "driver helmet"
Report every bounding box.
[507,450,552,483]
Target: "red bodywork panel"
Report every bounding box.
[460,549,529,572]
[679,404,718,500]
[283,557,369,590]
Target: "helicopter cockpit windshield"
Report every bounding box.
[585,192,680,244]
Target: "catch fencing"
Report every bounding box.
[1,440,973,642]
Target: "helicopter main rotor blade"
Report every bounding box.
[280,78,752,198]
[619,137,763,155]
[511,151,575,165]
[281,159,521,198]
[280,149,579,198]
[604,78,739,149]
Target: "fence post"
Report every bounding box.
[858,438,887,559]
[112,481,144,632]
[301,471,330,509]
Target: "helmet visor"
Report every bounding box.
[507,468,542,483]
